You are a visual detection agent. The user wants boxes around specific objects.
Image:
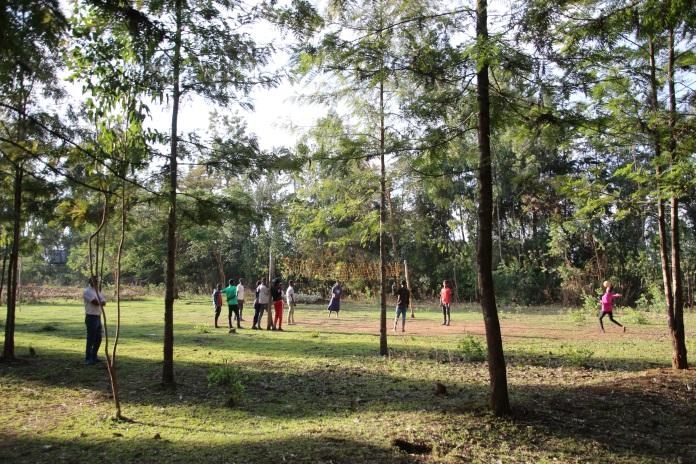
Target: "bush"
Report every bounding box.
[194,323,210,334]
[295,293,323,304]
[568,308,586,324]
[636,284,666,313]
[458,336,485,362]
[207,362,245,407]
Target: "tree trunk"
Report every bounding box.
[163,0,183,386]
[666,29,687,369]
[2,165,23,360]
[213,249,225,285]
[379,71,388,357]
[476,0,510,416]
[0,247,8,305]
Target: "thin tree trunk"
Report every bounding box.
[386,185,399,260]
[163,0,183,386]
[476,0,510,416]
[667,29,687,368]
[378,34,388,356]
[213,249,225,284]
[2,165,23,360]
[649,36,677,368]
[0,247,8,305]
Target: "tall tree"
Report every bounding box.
[475,0,510,416]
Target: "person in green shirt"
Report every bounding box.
[222,279,241,329]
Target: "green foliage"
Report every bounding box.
[562,346,594,368]
[207,361,246,406]
[194,323,210,334]
[622,308,648,325]
[457,336,485,362]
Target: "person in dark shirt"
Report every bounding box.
[392,280,410,333]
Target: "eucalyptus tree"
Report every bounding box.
[555,0,695,368]
[298,0,438,355]
[0,0,66,361]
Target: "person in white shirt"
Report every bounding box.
[286,280,296,325]
[236,278,246,322]
[253,278,270,330]
[83,276,106,365]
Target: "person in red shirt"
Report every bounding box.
[599,280,625,333]
[440,280,452,326]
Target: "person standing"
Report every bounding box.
[236,278,246,322]
[271,278,284,331]
[223,278,240,329]
[257,278,272,330]
[599,280,625,333]
[392,280,410,332]
[83,276,106,365]
[212,283,223,328]
[252,279,263,330]
[286,280,296,325]
[327,281,342,318]
[440,280,452,326]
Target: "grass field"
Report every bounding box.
[1,298,695,463]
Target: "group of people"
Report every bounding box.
[81,274,627,366]
[212,278,297,331]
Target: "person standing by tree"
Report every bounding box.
[599,280,625,333]
[271,278,284,331]
[392,280,410,333]
[212,283,223,328]
[223,278,240,329]
[257,278,272,330]
[251,279,263,330]
[327,281,342,318]
[286,280,296,325]
[83,276,106,365]
[440,280,452,326]
[237,278,246,322]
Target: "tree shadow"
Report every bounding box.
[0,432,422,464]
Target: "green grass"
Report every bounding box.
[1,298,695,463]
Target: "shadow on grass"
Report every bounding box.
[0,432,421,464]
[10,318,670,373]
[2,349,694,463]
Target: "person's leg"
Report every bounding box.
[252,303,260,329]
[214,305,221,328]
[238,300,244,321]
[228,304,234,328]
[393,306,399,331]
[401,308,406,332]
[93,317,102,361]
[599,312,606,332]
[441,304,447,324]
[446,304,451,325]
[608,313,624,329]
[275,301,283,330]
[266,304,274,330]
[233,305,241,328]
[85,315,95,363]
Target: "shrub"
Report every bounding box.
[458,336,485,362]
[207,362,245,406]
[568,308,586,324]
[194,323,210,334]
[636,284,666,313]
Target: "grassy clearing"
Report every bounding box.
[1,298,695,463]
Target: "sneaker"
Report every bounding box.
[446,322,450,326]
[278,327,284,331]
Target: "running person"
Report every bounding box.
[327,281,342,318]
[599,280,625,333]
[440,280,452,326]
[392,280,410,332]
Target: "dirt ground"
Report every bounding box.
[298,311,668,341]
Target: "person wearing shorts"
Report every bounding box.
[392,280,410,333]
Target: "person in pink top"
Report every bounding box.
[599,280,625,333]
[440,280,452,326]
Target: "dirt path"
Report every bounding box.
[295,313,671,341]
